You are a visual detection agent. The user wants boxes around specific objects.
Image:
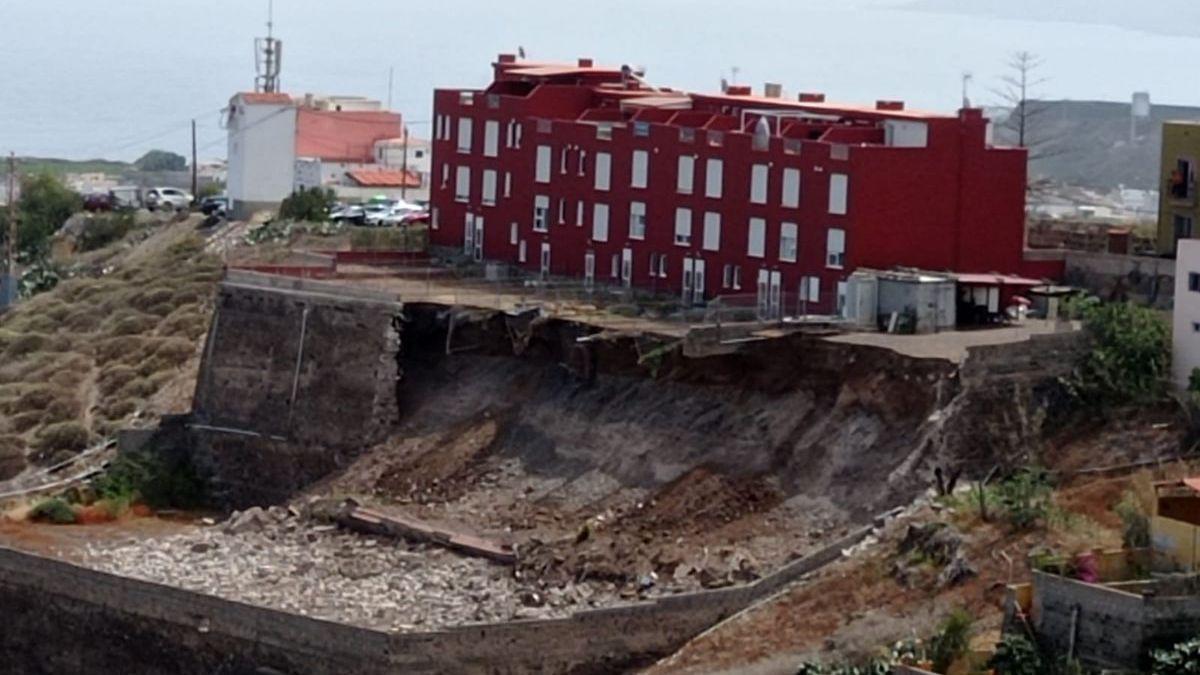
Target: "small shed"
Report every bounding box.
[844,268,956,334]
[1152,478,1200,571]
[953,273,1044,325]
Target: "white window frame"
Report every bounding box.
[481,169,497,206]
[457,117,473,154]
[454,166,470,203]
[503,172,512,198]
[509,222,518,245]
[558,198,566,225]
[677,155,695,194]
[750,164,769,204]
[702,212,721,252]
[829,173,849,215]
[632,150,649,189]
[658,253,668,278]
[705,158,723,198]
[826,227,846,268]
[518,239,527,263]
[483,120,499,157]
[441,163,449,188]
[560,146,569,174]
[674,208,692,246]
[576,200,585,228]
[748,218,766,258]
[782,168,801,208]
[593,203,610,242]
[535,145,552,183]
[578,150,588,177]
[533,195,549,232]
[629,201,647,240]
[801,276,820,303]
[595,152,612,191]
[780,222,798,262]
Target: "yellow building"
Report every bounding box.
[1157,121,1200,255]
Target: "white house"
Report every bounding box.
[1173,239,1200,389]
[225,92,409,218]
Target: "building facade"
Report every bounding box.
[1173,239,1200,389]
[428,55,1058,316]
[1157,121,1200,256]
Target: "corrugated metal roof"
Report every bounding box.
[954,273,1043,286]
[347,169,422,188]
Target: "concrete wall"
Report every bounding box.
[191,273,402,506]
[1063,249,1174,308]
[1031,570,1200,670]
[0,524,876,674]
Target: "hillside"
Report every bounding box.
[993,99,1200,191]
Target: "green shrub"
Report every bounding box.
[996,466,1054,531]
[1152,636,1200,674]
[928,608,974,673]
[989,634,1043,675]
[278,187,334,222]
[91,450,206,509]
[28,498,78,524]
[77,211,134,252]
[1067,301,1169,409]
[1116,490,1151,549]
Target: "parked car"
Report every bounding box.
[199,194,229,217]
[330,204,366,224]
[144,187,193,212]
[362,202,395,226]
[82,191,114,212]
[379,202,424,227]
[109,186,143,209]
[399,210,430,227]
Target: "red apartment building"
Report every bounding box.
[428,55,1058,316]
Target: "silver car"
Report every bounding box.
[144,187,193,212]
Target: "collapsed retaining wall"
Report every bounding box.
[190,272,402,506]
[0,522,875,674]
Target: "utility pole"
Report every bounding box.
[191,119,198,199]
[400,125,409,202]
[5,152,17,304]
[387,67,394,111]
[961,72,973,109]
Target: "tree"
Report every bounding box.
[0,173,82,257]
[1066,300,1170,409]
[278,187,335,222]
[134,149,187,172]
[993,52,1064,194]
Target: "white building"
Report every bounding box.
[1173,239,1200,389]
[226,92,410,218]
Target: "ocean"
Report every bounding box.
[2,0,1199,162]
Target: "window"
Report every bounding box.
[518,239,527,263]
[558,198,566,225]
[723,264,734,289]
[431,207,440,230]
[780,222,798,262]
[440,163,449,188]
[434,115,443,140]
[611,253,620,278]
[576,201,585,227]
[510,222,518,245]
[595,152,612,191]
[513,121,523,148]
[677,155,695,194]
[631,150,649,188]
[560,147,569,174]
[578,150,588,176]
[593,204,610,242]
[1190,272,1200,292]
[503,172,512,198]
[506,120,516,148]
[826,228,846,268]
[703,212,721,252]
[649,253,658,277]
[829,173,849,215]
[1172,158,1195,200]
[674,208,692,246]
[596,124,613,140]
[705,159,723,198]
[837,281,848,315]
[733,265,742,290]
[535,146,552,183]
[484,120,499,157]
[455,166,470,202]
[459,91,474,106]
[707,131,724,147]
[633,121,650,137]
[751,164,769,204]
[487,94,500,109]
[457,118,473,154]
[533,195,549,232]
[679,128,695,144]
[748,218,766,258]
[782,168,801,208]
[658,254,668,278]
[629,202,647,240]
[482,169,497,206]
[801,276,820,303]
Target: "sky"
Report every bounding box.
[2,0,1198,161]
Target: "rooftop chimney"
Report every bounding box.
[764,83,783,99]
[876,100,906,111]
[798,92,826,103]
[578,58,594,68]
[497,53,517,64]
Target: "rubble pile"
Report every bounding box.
[78,506,615,631]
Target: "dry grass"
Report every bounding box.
[0,229,220,472]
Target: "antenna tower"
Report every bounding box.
[255,0,283,93]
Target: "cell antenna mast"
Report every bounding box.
[255,0,283,93]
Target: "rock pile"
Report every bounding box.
[78,506,618,632]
